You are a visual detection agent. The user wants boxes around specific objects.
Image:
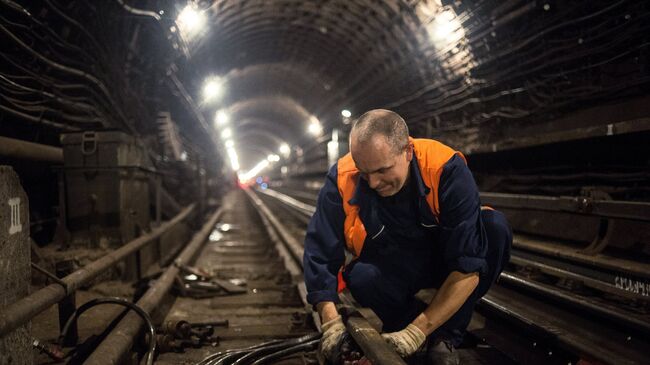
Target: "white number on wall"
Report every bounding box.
[8,197,22,235]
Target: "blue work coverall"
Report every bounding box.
[303,154,512,346]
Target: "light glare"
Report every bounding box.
[226,146,239,171]
[279,143,290,156]
[176,4,205,39]
[428,9,464,47]
[221,128,232,139]
[215,110,229,126]
[341,109,352,118]
[239,159,270,182]
[203,78,223,102]
[225,140,234,148]
[308,122,322,136]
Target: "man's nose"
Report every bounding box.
[367,174,380,189]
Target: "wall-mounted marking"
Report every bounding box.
[8,197,22,235]
[614,275,649,297]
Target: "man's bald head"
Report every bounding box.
[350,109,409,154]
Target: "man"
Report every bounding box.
[303,109,512,364]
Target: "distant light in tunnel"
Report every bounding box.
[239,159,269,182]
[267,154,280,162]
[226,146,239,171]
[225,140,234,148]
[308,122,322,136]
[203,77,223,103]
[341,109,352,118]
[221,128,232,139]
[215,110,229,126]
[308,116,323,136]
[279,143,290,156]
[176,4,205,40]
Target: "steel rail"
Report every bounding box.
[246,187,407,365]
[0,136,63,162]
[85,206,224,364]
[260,186,650,359]
[478,286,649,365]
[480,192,650,222]
[265,187,650,283]
[0,204,195,338]
[510,249,650,300]
[256,188,316,216]
[498,272,650,334]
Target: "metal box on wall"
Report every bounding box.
[60,131,154,248]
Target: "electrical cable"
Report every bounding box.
[195,333,321,365]
[250,339,319,365]
[59,297,157,365]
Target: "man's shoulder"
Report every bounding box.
[412,137,453,150]
[412,138,461,169]
[336,153,358,175]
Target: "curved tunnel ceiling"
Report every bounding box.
[189,0,445,170]
[179,0,650,172]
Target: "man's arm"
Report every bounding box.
[411,271,478,335]
[303,164,346,322]
[317,301,340,324]
[414,154,487,334]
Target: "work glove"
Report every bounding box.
[319,315,347,361]
[381,323,426,357]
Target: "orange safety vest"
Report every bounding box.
[336,137,466,258]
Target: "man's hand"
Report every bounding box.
[381,324,426,357]
[319,315,346,361]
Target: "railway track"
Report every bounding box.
[21,186,648,364]
[258,185,650,365]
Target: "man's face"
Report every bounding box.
[350,134,412,197]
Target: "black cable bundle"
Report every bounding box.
[195,333,321,365]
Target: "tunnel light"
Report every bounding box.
[308,122,322,136]
[427,9,464,47]
[267,154,280,162]
[341,109,352,118]
[215,110,229,126]
[279,143,290,156]
[239,159,269,182]
[308,116,322,136]
[226,146,239,171]
[176,4,205,40]
[225,140,234,148]
[203,77,223,103]
[221,128,232,139]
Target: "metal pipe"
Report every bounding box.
[339,306,408,365]
[0,136,63,162]
[85,207,224,364]
[0,204,195,338]
[480,191,650,222]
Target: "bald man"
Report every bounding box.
[303,110,511,364]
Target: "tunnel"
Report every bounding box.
[0,1,648,364]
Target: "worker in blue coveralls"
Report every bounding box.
[303,109,512,364]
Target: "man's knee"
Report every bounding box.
[343,262,383,305]
[480,210,512,289]
[482,210,512,255]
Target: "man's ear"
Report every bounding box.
[406,144,414,161]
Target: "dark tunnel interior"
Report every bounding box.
[0,1,649,364]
